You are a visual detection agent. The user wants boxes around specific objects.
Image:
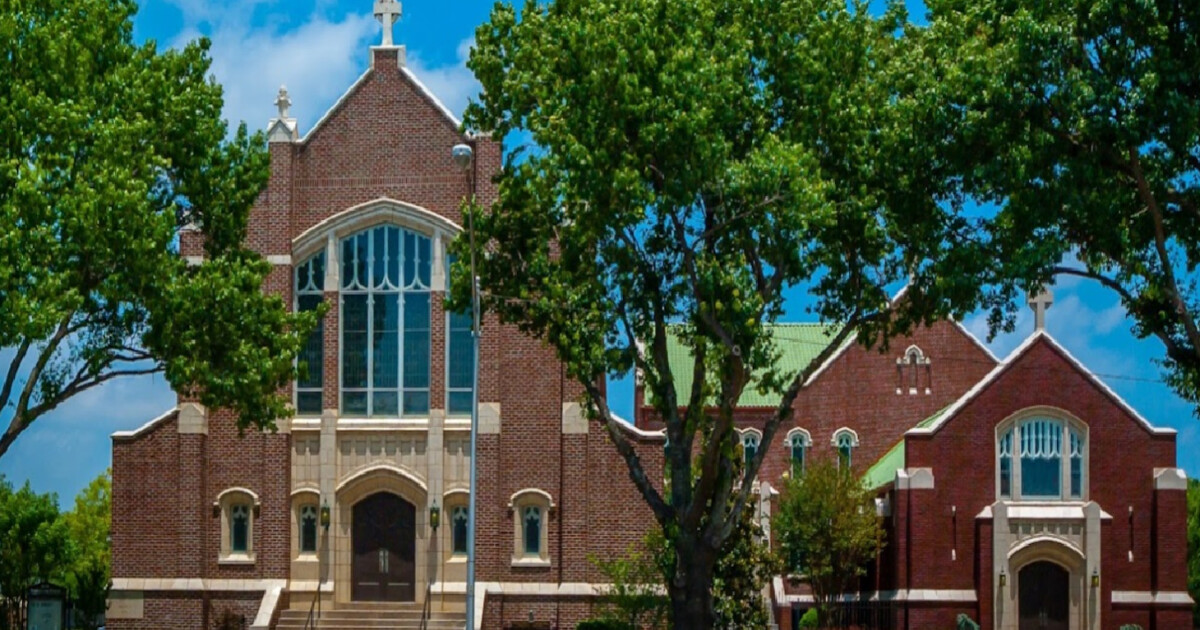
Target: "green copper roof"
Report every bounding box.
[661,323,845,408]
[863,440,905,491]
[861,406,951,491]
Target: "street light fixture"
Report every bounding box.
[452,141,480,630]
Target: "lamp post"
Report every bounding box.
[451,142,479,630]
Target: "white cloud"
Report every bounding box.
[171,13,378,132]
[406,37,481,121]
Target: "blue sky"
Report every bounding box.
[1,0,1196,502]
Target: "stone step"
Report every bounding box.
[275,608,465,630]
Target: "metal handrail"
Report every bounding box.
[418,583,433,630]
[302,580,322,630]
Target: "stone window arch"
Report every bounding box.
[832,428,859,469]
[740,428,762,467]
[996,409,1088,501]
[214,488,259,563]
[896,344,931,395]
[785,428,812,474]
[508,489,554,567]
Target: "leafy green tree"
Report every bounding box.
[593,503,779,630]
[591,540,667,630]
[915,0,1200,406]
[63,470,111,630]
[774,456,884,627]
[0,478,75,630]
[461,0,983,626]
[0,0,317,458]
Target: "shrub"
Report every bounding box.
[576,620,634,630]
[798,608,819,628]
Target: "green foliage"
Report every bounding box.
[775,456,884,627]
[576,620,635,630]
[0,477,76,630]
[63,470,111,630]
[0,0,317,457]
[591,539,667,629]
[460,0,983,626]
[798,608,819,628]
[916,0,1200,407]
[956,614,980,630]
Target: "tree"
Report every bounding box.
[0,0,318,458]
[592,502,780,630]
[63,470,111,630]
[914,0,1200,406]
[0,478,75,630]
[774,456,884,628]
[461,0,981,626]
[591,539,667,630]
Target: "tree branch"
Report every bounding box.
[1129,148,1200,357]
[0,338,32,413]
[582,379,672,526]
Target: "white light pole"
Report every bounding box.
[451,142,479,630]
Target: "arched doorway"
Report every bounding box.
[1019,561,1069,630]
[352,492,416,601]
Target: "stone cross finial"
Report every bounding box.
[373,0,402,46]
[274,85,292,120]
[1027,287,1054,332]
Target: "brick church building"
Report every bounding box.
[107,10,1192,630]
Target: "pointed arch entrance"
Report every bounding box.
[352,492,416,601]
[1018,561,1069,630]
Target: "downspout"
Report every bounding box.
[557,361,565,628]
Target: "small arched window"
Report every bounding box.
[523,506,542,555]
[215,488,258,563]
[452,506,469,555]
[741,430,762,467]
[299,504,318,554]
[832,428,859,469]
[786,429,811,474]
[509,489,553,566]
[997,414,1086,500]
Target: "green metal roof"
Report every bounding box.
[861,405,951,491]
[863,440,905,491]
[660,323,844,408]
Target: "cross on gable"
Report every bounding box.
[1027,287,1054,331]
[374,0,402,47]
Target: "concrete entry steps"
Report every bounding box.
[275,604,467,629]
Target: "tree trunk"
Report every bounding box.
[668,545,718,630]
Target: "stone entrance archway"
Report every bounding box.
[1019,561,1070,630]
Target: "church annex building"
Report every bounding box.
[107,13,1192,630]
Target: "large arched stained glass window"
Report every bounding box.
[341,225,432,416]
[997,416,1086,500]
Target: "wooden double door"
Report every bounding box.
[1019,561,1070,630]
[352,492,416,602]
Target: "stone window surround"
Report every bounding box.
[287,199,470,423]
[785,428,811,473]
[994,406,1089,502]
[832,427,858,468]
[291,488,320,561]
[214,487,260,564]
[443,488,470,563]
[508,488,554,568]
[740,428,762,466]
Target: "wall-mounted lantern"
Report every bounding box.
[1091,567,1100,588]
[998,567,1007,588]
[320,501,331,531]
[430,501,441,532]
